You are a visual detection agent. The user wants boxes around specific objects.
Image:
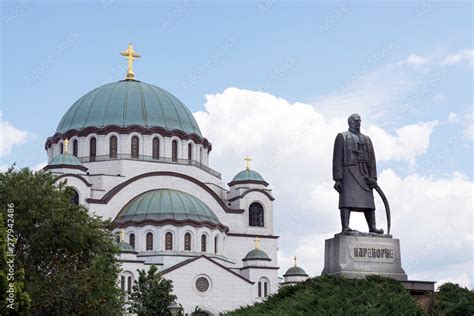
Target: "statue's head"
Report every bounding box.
[348,113,361,132]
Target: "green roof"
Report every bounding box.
[56,80,202,137]
[49,153,84,167]
[284,266,308,277]
[231,169,266,183]
[117,242,135,252]
[242,249,271,262]
[115,189,220,225]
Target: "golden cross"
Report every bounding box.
[120,228,125,242]
[294,255,297,267]
[244,155,252,170]
[254,237,260,249]
[120,43,141,80]
[63,139,69,154]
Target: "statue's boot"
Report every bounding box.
[365,210,384,234]
[340,208,353,233]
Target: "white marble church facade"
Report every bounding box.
[43,45,308,314]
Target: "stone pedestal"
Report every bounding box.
[322,233,408,281]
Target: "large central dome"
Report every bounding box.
[55,80,202,137]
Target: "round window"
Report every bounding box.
[195,277,210,292]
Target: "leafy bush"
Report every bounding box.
[226,275,424,315]
[432,282,474,315]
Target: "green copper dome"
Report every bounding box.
[56,80,202,137]
[242,249,271,262]
[115,189,220,225]
[283,266,308,277]
[230,169,267,185]
[49,153,83,167]
[117,242,136,253]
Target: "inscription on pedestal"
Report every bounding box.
[349,243,396,263]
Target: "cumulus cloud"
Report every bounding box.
[442,49,474,66]
[0,119,28,157]
[399,54,429,66]
[194,87,473,287]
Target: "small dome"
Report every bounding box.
[117,242,135,253]
[114,189,224,228]
[229,169,268,186]
[55,80,202,137]
[242,249,271,262]
[49,153,83,166]
[283,266,308,277]
[44,153,87,172]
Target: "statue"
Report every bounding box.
[332,113,390,235]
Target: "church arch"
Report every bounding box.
[249,202,265,227]
[200,233,208,252]
[184,232,192,251]
[72,138,79,157]
[129,233,135,249]
[109,135,118,158]
[171,138,179,162]
[89,137,97,162]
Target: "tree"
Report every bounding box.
[128,265,177,316]
[0,167,124,314]
[432,282,474,315]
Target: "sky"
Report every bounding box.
[1,1,473,288]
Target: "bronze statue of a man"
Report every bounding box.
[332,113,383,234]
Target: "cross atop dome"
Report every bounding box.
[120,43,141,80]
[63,139,69,154]
[244,155,252,170]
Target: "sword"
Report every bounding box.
[374,183,391,235]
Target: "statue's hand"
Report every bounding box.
[334,181,342,193]
[366,177,377,189]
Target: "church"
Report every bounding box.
[42,44,308,315]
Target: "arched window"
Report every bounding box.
[258,281,262,297]
[66,187,79,205]
[89,137,96,162]
[199,147,203,163]
[165,232,173,250]
[146,232,153,251]
[110,136,117,158]
[201,234,207,252]
[152,137,160,160]
[127,276,132,293]
[129,233,135,249]
[249,202,264,227]
[264,281,268,297]
[131,136,139,158]
[188,143,192,161]
[115,233,121,244]
[121,276,125,291]
[73,139,78,157]
[214,236,218,254]
[172,140,178,162]
[60,143,64,154]
[184,233,191,251]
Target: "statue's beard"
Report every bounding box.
[349,127,360,134]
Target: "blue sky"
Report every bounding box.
[1,1,473,287]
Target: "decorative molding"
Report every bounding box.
[43,164,88,172]
[117,259,146,263]
[160,255,254,285]
[85,171,245,214]
[228,179,269,187]
[228,188,275,202]
[113,219,229,233]
[240,266,280,271]
[227,233,279,239]
[53,173,93,187]
[45,125,212,151]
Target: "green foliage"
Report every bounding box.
[432,282,474,315]
[128,265,177,316]
[226,275,424,316]
[0,167,124,315]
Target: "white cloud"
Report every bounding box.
[33,162,47,171]
[448,112,458,124]
[442,49,474,66]
[194,87,473,287]
[462,111,474,140]
[399,54,429,66]
[0,118,28,157]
